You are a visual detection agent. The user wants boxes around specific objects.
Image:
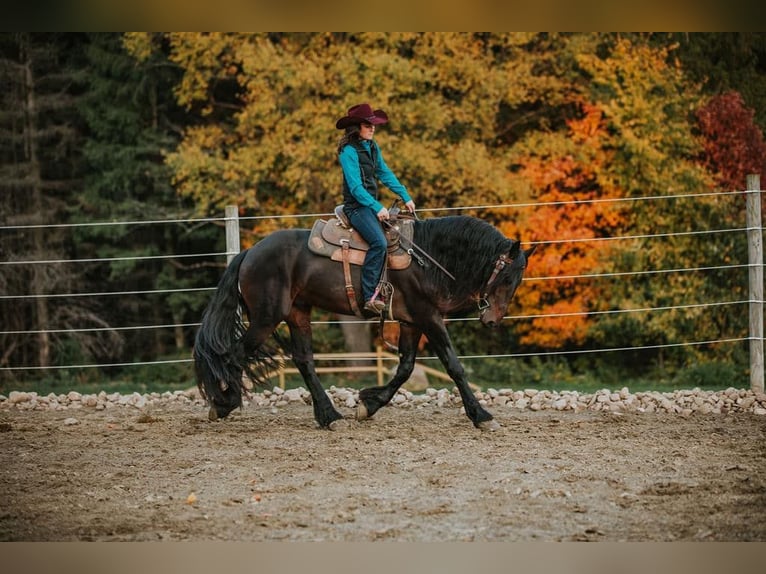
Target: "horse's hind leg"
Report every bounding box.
[356,322,421,421]
[286,306,345,429]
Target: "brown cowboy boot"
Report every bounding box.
[363,298,386,314]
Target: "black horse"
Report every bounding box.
[193,214,535,430]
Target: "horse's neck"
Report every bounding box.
[417,231,494,295]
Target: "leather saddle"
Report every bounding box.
[307,205,415,269]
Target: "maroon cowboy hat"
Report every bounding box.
[335,103,389,129]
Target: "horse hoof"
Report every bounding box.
[328,418,349,431]
[478,419,500,432]
[356,403,369,421]
[208,407,219,421]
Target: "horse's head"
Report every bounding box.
[479,240,536,328]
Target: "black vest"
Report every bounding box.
[342,140,378,210]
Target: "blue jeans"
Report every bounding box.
[344,205,386,301]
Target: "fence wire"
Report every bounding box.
[0,190,761,373]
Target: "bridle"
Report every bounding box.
[478,254,513,316]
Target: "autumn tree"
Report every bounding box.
[502,101,622,349]
[696,90,766,192]
[489,35,744,380]
[121,33,745,377]
[124,33,552,235]
[571,38,740,371]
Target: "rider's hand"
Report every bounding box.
[404,200,416,214]
[377,207,390,221]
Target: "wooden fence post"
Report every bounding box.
[225,205,240,264]
[746,175,764,394]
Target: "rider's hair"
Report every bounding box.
[336,125,361,155]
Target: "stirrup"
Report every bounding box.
[364,299,386,314]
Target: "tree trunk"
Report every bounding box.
[21,36,51,368]
[338,314,372,366]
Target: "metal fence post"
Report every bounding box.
[225,205,240,264]
[746,174,764,394]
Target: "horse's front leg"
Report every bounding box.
[356,322,421,421]
[286,307,345,429]
[425,322,499,431]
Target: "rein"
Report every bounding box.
[382,219,456,281]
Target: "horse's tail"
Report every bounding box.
[193,249,252,409]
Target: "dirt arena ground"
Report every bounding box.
[1,397,765,542]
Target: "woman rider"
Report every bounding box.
[336,103,416,315]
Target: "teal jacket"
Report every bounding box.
[339,140,411,212]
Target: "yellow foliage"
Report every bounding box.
[128,33,719,350]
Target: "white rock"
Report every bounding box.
[412,395,431,405]
[8,391,31,404]
[738,396,755,409]
[553,398,568,410]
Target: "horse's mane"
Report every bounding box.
[412,216,516,296]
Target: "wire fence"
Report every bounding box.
[1,183,763,391]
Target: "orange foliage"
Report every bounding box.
[567,102,607,142]
[505,102,623,348]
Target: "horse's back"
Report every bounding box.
[241,228,309,266]
[252,228,309,251]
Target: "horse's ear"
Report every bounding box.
[508,239,521,257]
[524,244,537,258]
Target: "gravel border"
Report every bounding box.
[2,385,765,416]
